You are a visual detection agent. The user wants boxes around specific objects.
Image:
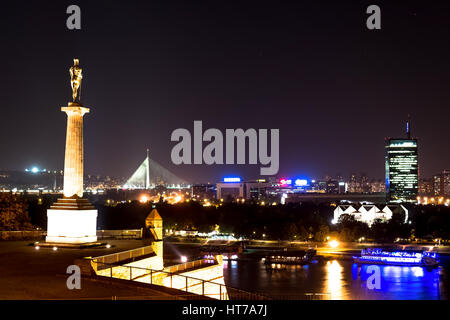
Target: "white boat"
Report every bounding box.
[353,247,439,268]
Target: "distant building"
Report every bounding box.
[326,180,339,194]
[245,180,270,200]
[216,178,244,200]
[174,228,198,237]
[216,178,270,200]
[369,179,385,193]
[444,170,450,196]
[348,174,372,193]
[192,184,216,200]
[0,170,63,191]
[310,180,327,193]
[385,118,418,203]
[433,175,442,196]
[419,178,433,196]
[432,170,450,197]
[332,204,408,227]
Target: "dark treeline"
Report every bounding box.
[20,195,450,242]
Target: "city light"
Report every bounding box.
[223,177,241,183]
[181,256,188,263]
[329,240,339,248]
[294,179,308,186]
[279,178,292,186]
[140,195,149,203]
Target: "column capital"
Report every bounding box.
[61,102,90,116]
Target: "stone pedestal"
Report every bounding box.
[46,198,97,244]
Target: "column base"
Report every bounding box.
[45,236,98,244]
[46,198,97,244]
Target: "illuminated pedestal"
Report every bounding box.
[46,198,97,244]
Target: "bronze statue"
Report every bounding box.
[69,59,83,102]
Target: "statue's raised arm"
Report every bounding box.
[69,59,83,102]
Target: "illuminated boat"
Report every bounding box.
[263,249,317,266]
[201,244,242,260]
[353,248,439,268]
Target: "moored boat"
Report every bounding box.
[263,249,317,265]
[353,247,439,268]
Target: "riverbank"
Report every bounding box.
[165,239,450,260]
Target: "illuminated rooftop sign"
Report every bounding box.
[294,179,308,186]
[223,177,241,183]
[279,178,292,186]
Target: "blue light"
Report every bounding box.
[294,179,308,186]
[223,177,241,183]
[31,167,39,173]
[357,248,439,266]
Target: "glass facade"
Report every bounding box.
[385,139,418,202]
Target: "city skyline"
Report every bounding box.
[1,1,450,183]
[0,117,446,185]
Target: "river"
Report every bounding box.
[222,256,449,300]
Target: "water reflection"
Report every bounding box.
[356,263,441,299]
[325,260,345,300]
[222,258,447,300]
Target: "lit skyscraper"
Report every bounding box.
[385,118,418,203]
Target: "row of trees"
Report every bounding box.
[91,200,450,242]
[5,194,450,242]
[0,193,33,230]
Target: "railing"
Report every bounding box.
[93,245,154,265]
[91,260,330,300]
[50,293,332,301]
[164,259,209,273]
[270,293,332,300]
[96,229,142,240]
[91,260,272,300]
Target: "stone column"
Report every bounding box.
[61,102,90,198]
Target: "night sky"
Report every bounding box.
[1,0,449,183]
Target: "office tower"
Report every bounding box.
[385,117,418,203]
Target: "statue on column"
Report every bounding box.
[69,59,83,102]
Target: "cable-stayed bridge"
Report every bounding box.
[123,150,188,189]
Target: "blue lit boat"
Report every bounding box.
[353,248,439,268]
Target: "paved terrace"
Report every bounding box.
[0,240,185,299]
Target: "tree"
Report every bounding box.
[298,225,309,241]
[314,225,329,242]
[284,223,299,240]
[0,193,33,230]
[337,214,369,241]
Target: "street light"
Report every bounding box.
[329,240,339,248]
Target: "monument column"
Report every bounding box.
[62,104,89,198]
[46,59,98,244]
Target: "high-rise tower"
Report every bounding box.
[385,117,418,203]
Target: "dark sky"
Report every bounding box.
[1,0,449,183]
